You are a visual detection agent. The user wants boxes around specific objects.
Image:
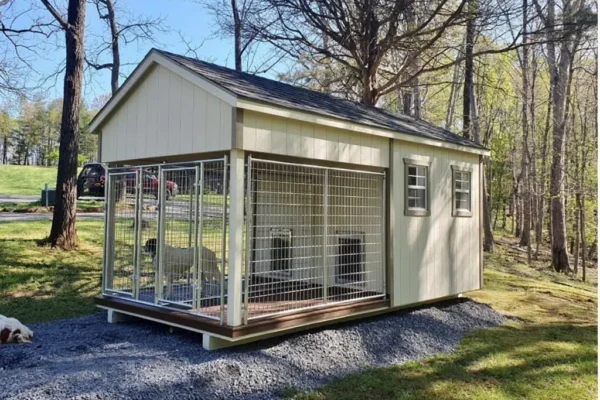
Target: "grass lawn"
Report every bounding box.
[0,220,103,323]
[0,165,59,195]
[288,234,598,400]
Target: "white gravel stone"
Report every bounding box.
[0,299,504,400]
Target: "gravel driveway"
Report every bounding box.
[0,299,504,400]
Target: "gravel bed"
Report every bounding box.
[0,299,504,400]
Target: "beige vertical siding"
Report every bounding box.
[241,110,389,168]
[100,64,233,163]
[390,140,481,307]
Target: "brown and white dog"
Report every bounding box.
[0,315,33,344]
[143,238,220,299]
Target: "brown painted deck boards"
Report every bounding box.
[94,296,390,339]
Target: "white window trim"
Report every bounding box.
[452,165,473,217]
[403,157,431,217]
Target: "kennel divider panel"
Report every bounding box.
[156,166,198,308]
[136,166,161,304]
[104,169,139,298]
[194,158,229,322]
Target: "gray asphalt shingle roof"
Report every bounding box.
[156,49,486,151]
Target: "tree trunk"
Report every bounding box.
[445,40,464,130]
[462,0,475,138]
[106,0,120,94]
[580,194,586,282]
[546,0,571,273]
[231,0,242,72]
[482,161,494,252]
[359,6,379,106]
[535,81,552,258]
[413,75,421,119]
[518,0,531,257]
[48,0,87,250]
[2,135,7,164]
[573,192,580,275]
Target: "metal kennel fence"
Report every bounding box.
[243,157,386,322]
[103,155,386,326]
[103,157,229,322]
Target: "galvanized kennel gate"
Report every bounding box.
[103,155,386,325]
[103,157,229,321]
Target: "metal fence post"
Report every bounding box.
[322,169,329,304]
[197,164,205,310]
[192,164,201,310]
[156,165,166,303]
[220,156,228,325]
[381,172,387,296]
[102,172,112,294]
[243,156,252,324]
[188,172,194,248]
[133,168,143,299]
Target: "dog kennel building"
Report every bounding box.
[90,49,490,350]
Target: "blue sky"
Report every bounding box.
[20,0,271,105]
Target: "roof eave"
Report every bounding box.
[236,97,491,156]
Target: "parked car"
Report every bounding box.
[77,163,105,198]
[77,163,178,200]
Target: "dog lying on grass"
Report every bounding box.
[0,315,33,344]
[143,238,220,299]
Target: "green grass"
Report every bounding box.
[0,165,59,195]
[288,234,598,400]
[0,220,103,323]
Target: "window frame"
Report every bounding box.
[403,157,431,217]
[451,165,473,217]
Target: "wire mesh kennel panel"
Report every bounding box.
[245,158,386,321]
[137,166,161,303]
[246,160,326,318]
[325,170,386,300]
[156,166,197,307]
[103,158,229,323]
[104,170,139,297]
[192,159,229,320]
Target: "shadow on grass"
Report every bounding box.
[0,234,102,324]
[289,322,597,400]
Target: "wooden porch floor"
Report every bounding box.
[94,295,390,339]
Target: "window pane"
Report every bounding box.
[408,175,417,185]
[417,176,426,187]
[456,192,470,211]
[416,191,426,209]
[408,188,426,209]
[408,166,417,176]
